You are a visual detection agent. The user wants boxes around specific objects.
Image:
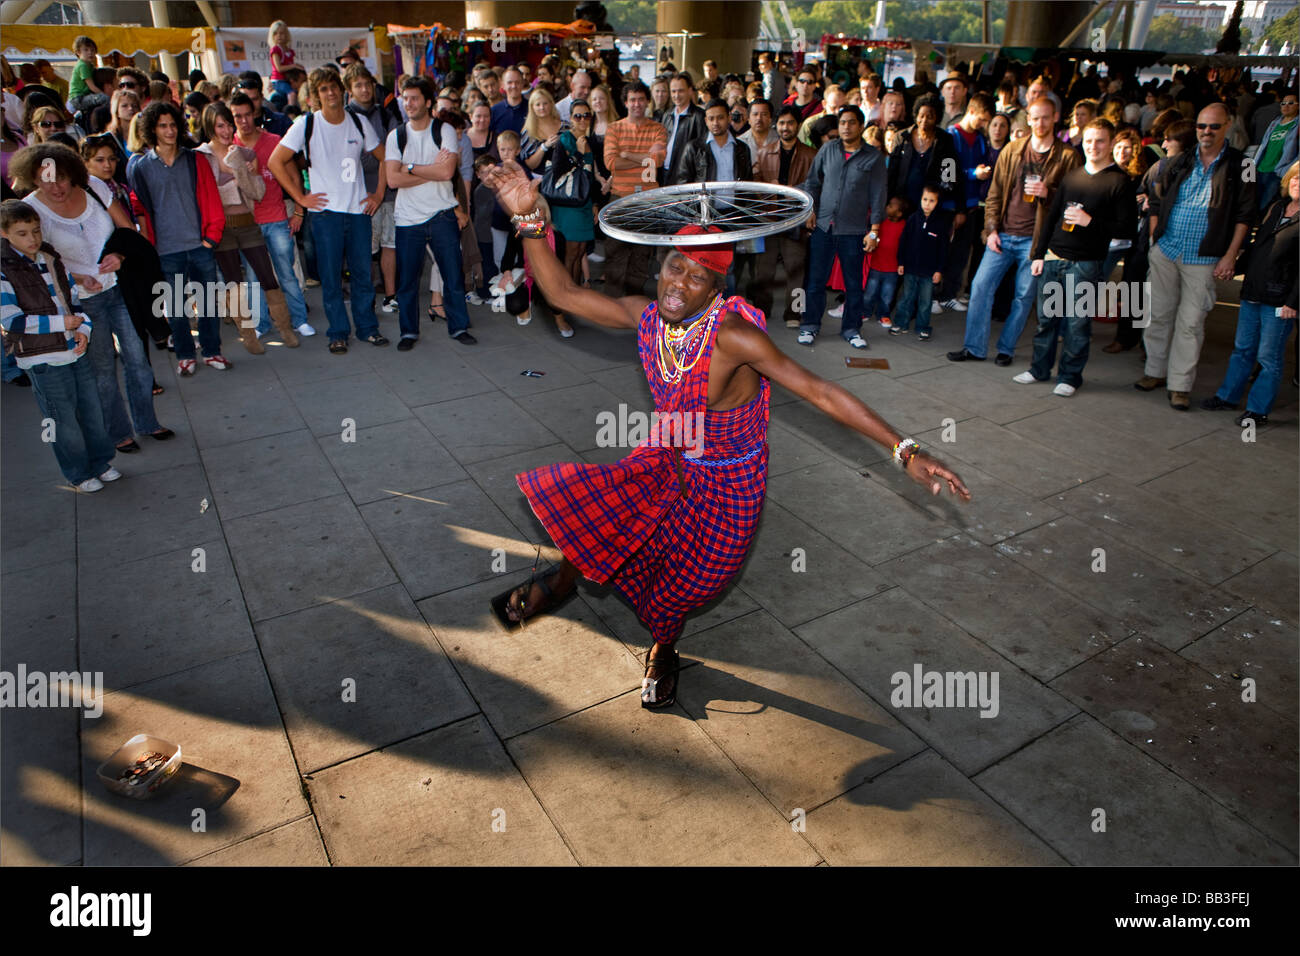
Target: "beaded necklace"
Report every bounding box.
[655,293,724,384]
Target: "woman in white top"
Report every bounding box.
[196,102,298,352]
[13,143,171,451]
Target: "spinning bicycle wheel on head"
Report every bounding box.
[597,181,813,246]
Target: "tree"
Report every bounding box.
[604,1,657,36]
[1145,13,1216,54]
[1263,6,1299,50]
[1217,0,1244,53]
[786,0,1008,46]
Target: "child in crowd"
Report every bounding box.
[891,183,950,340]
[68,35,108,114]
[1,200,118,492]
[471,154,497,303]
[863,195,907,329]
[488,130,533,322]
[268,21,296,103]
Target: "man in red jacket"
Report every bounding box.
[127,100,229,376]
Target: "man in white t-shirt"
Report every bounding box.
[268,67,388,352]
[555,69,592,124]
[385,76,474,348]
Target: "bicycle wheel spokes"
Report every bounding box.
[598,182,812,245]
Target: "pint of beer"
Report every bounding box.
[1024,172,1043,203]
[1063,201,1083,231]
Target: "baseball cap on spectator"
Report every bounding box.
[238,70,263,90]
[336,46,362,67]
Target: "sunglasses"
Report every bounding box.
[1283,101,1299,107]
[118,81,137,89]
[1196,123,1223,130]
[570,112,592,120]
[39,120,66,129]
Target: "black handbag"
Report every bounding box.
[540,138,592,208]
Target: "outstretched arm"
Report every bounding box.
[716,317,971,499]
[482,160,645,330]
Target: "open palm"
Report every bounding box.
[487,160,541,217]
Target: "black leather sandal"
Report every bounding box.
[641,645,680,709]
[490,564,576,631]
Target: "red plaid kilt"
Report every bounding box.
[517,295,771,644]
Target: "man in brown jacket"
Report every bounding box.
[752,104,816,326]
[949,96,1081,364]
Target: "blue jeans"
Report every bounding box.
[310,210,378,343]
[83,285,162,441]
[863,268,899,322]
[2,344,21,382]
[892,272,934,332]
[963,233,1037,358]
[1216,299,1296,416]
[248,219,309,334]
[803,228,866,340]
[395,209,470,339]
[1029,257,1103,387]
[158,246,222,359]
[28,357,116,484]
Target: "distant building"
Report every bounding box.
[1237,0,1299,35]
[1156,1,1230,31]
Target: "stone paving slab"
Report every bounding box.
[678,608,927,812]
[770,400,895,470]
[188,816,328,866]
[1140,458,1299,555]
[255,583,477,773]
[1,704,82,866]
[179,375,307,448]
[994,516,1244,650]
[363,350,497,408]
[764,420,832,477]
[915,416,1101,499]
[461,342,593,398]
[1006,405,1194,484]
[417,575,637,740]
[512,381,627,454]
[1180,609,1298,720]
[81,651,308,865]
[804,750,1066,866]
[283,370,413,438]
[1,559,78,669]
[308,715,576,865]
[1,481,76,574]
[1218,550,1299,625]
[767,460,958,566]
[1050,634,1298,852]
[899,365,1057,426]
[579,575,760,655]
[734,499,889,628]
[79,541,256,691]
[224,494,397,622]
[975,714,1294,865]
[358,478,532,601]
[886,535,1127,682]
[75,463,222,565]
[795,589,1079,775]
[318,417,469,505]
[506,694,821,865]
[1050,475,1275,585]
[413,391,559,466]
[201,428,344,521]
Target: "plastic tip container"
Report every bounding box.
[96,734,182,800]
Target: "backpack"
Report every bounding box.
[294,110,368,171]
[393,118,442,159]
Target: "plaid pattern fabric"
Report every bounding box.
[517,295,771,644]
[1157,147,1223,266]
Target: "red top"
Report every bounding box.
[238,128,288,224]
[868,217,905,273]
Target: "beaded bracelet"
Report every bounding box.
[893,438,919,468]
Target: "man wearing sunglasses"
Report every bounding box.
[1254,92,1298,212]
[1143,103,1256,410]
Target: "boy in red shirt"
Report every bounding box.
[863,196,907,328]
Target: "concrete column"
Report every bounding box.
[464,1,579,31]
[656,0,761,79]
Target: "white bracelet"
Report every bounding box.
[893,438,918,467]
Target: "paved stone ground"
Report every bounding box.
[1,270,1296,866]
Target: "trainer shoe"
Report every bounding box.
[466,291,484,306]
[303,277,321,287]
[938,297,967,312]
[797,331,815,346]
[828,302,845,319]
[203,355,232,371]
[381,295,398,313]
[99,466,123,482]
[931,300,943,314]
[889,326,909,335]
[296,323,317,337]
[587,251,605,262]
[1052,382,1077,397]
[917,330,931,340]
[879,316,893,328]
[1012,371,1040,384]
[76,477,104,493]
[848,334,869,349]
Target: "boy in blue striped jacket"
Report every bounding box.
[2,200,119,492]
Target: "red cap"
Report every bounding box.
[673,224,732,275]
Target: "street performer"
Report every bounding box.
[483,160,971,710]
